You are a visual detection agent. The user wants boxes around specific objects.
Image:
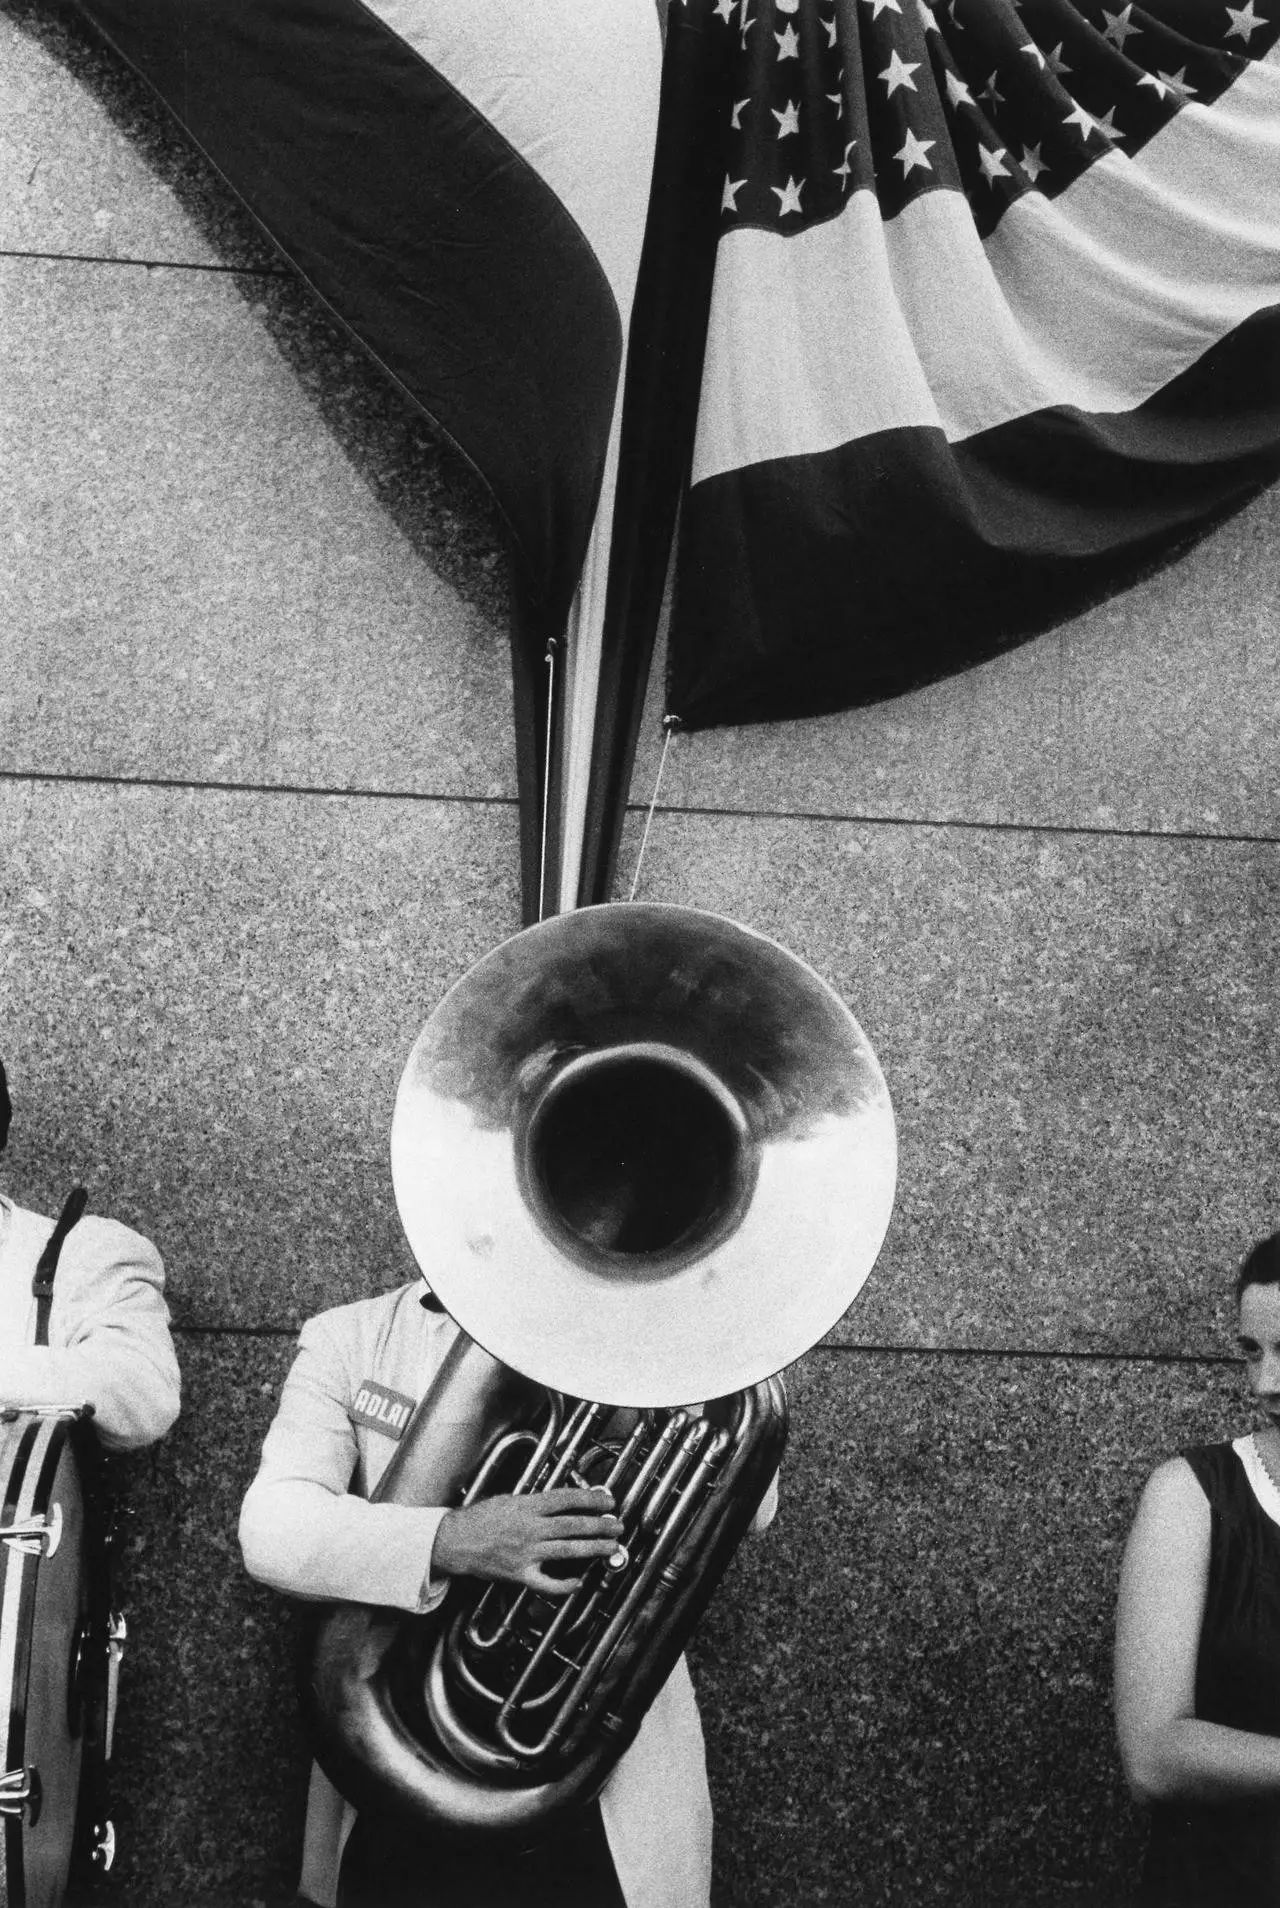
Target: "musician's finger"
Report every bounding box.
[538,1486,615,1514]
[540,1536,627,1561]
[522,1565,582,1595]
[537,1514,623,1539]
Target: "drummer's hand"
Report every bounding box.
[434,1488,625,1595]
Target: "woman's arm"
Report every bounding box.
[1115,1455,1280,1804]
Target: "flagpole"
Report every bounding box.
[567,7,731,911]
[550,403,628,915]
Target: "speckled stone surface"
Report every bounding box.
[6,782,1276,1353]
[695,1347,1246,1908]
[630,477,1280,842]
[0,779,521,1328]
[0,256,514,798]
[85,1330,306,1908]
[75,1338,1251,1908]
[0,0,273,267]
[618,808,1280,1358]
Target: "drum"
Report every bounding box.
[0,1409,117,1908]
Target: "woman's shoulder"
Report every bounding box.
[1139,1442,1246,1519]
[1133,1450,1220,1519]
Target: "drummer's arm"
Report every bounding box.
[0,1221,180,1453]
[239,1315,451,1614]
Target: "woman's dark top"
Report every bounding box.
[1139,1439,1280,1907]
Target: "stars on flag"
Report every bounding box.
[772,175,806,214]
[1062,98,1102,140]
[1101,5,1141,49]
[896,129,935,173]
[1138,65,1198,98]
[1224,0,1266,41]
[705,0,1276,245]
[880,50,921,94]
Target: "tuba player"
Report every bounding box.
[239,1270,778,1908]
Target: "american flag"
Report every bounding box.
[585,0,1280,769]
[714,0,1275,239]
[47,0,1280,904]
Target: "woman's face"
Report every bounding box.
[1238,1281,1280,1423]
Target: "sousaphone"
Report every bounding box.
[307,901,896,1844]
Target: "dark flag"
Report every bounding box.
[60,0,663,916]
[609,0,1280,759]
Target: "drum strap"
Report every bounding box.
[32,1186,89,1347]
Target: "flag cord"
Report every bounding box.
[537,636,559,921]
[627,716,679,903]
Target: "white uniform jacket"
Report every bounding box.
[239,1283,778,1908]
[0,1194,180,1453]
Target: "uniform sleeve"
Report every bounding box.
[238,1311,448,1614]
[750,1468,779,1535]
[0,1222,180,1453]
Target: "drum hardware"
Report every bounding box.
[0,1409,93,1427]
[89,1819,115,1873]
[102,1612,126,1762]
[308,902,897,1844]
[0,1508,63,1562]
[0,1769,41,1826]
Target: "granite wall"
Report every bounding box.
[2,5,1278,1903]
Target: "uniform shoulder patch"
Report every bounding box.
[351,1379,416,1439]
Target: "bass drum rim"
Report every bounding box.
[0,1412,90,1908]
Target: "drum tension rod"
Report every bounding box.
[91,1819,117,1871]
[0,1502,63,1559]
[0,1766,42,1824]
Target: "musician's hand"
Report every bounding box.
[434,1488,624,1595]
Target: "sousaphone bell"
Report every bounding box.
[306,903,896,1843]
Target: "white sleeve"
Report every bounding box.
[239,1312,448,1614]
[750,1467,780,1535]
[0,1220,180,1454]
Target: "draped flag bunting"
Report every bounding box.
[52,0,1280,910]
[635,0,1280,737]
[63,0,662,917]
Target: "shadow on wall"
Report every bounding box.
[4,0,512,635]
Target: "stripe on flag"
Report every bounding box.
[659,0,1280,727]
